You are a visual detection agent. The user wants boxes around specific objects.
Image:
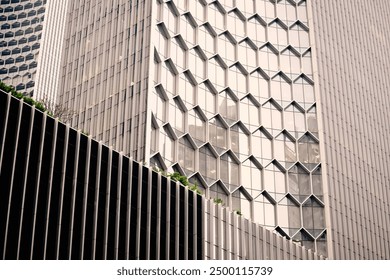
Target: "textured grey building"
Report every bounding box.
[0,88,325,260]
[0,0,68,99]
[311,1,390,260]
[58,0,327,256]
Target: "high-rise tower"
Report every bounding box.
[58,0,327,256]
[0,0,68,100]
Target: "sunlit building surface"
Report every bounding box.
[58,0,327,257]
[0,0,68,100]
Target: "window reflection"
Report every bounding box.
[219,89,238,122]
[188,47,205,80]
[270,74,292,106]
[197,82,216,117]
[178,136,195,172]
[240,97,260,131]
[177,72,195,107]
[284,104,305,136]
[188,108,206,142]
[199,145,217,182]
[220,153,239,190]
[208,3,225,33]
[232,189,251,218]
[268,20,287,49]
[293,76,314,108]
[209,117,227,150]
[288,165,311,202]
[253,194,275,230]
[307,106,319,137]
[227,10,245,40]
[277,196,300,236]
[247,16,266,46]
[249,70,269,103]
[159,126,176,166]
[198,24,215,56]
[289,23,310,52]
[274,133,296,167]
[238,40,257,71]
[209,182,229,206]
[264,163,286,200]
[298,134,320,168]
[180,14,196,46]
[218,33,236,64]
[241,158,262,198]
[252,128,272,164]
[169,99,185,136]
[302,197,325,237]
[208,57,226,91]
[230,124,249,159]
[261,101,282,134]
[170,37,186,70]
[259,44,278,75]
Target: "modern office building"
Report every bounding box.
[2,0,389,260]
[58,0,327,256]
[0,0,68,100]
[311,1,390,260]
[0,88,324,260]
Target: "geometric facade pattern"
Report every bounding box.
[0,88,325,260]
[150,0,326,256]
[0,0,46,95]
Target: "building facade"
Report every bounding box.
[0,0,68,99]
[58,0,327,257]
[311,1,390,260]
[0,88,325,260]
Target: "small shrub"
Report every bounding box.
[213,198,223,205]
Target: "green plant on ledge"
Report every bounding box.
[234,209,242,216]
[213,198,223,205]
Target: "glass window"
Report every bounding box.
[261,101,282,134]
[264,163,286,200]
[284,104,305,136]
[268,20,287,49]
[169,99,185,136]
[198,25,215,56]
[280,48,300,76]
[249,70,269,103]
[230,124,249,159]
[199,146,217,182]
[219,90,237,122]
[170,37,186,70]
[209,182,229,206]
[220,153,239,190]
[178,136,195,172]
[277,197,301,236]
[247,16,266,46]
[238,40,257,71]
[209,117,227,150]
[161,62,176,95]
[208,57,226,91]
[274,133,296,167]
[293,76,314,108]
[162,2,178,34]
[232,189,251,218]
[180,14,196,46]
[252,129,272,164]
[259,45,278,75]
[289,23,310,51]
[253,194,275,230]
[270,74,292,106]
[302,197,325,237]
[218,33,236,64]
[298,134,320,168]
[240,97,260,131]
[237,0,254,16]
[228,65,247,98]
[208,3,225,33]
[188,108,206,142]
[227,10,245,40]
[312,166,323,198]
[188,47,205,79]
[197,82,216,117]
[177,72,195,107]
[159,126,176,166]
[288,165,311,202]
[302,50,312,76]
[188,0,205,23]
[307,106,319,136]
[241,158,262,198]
